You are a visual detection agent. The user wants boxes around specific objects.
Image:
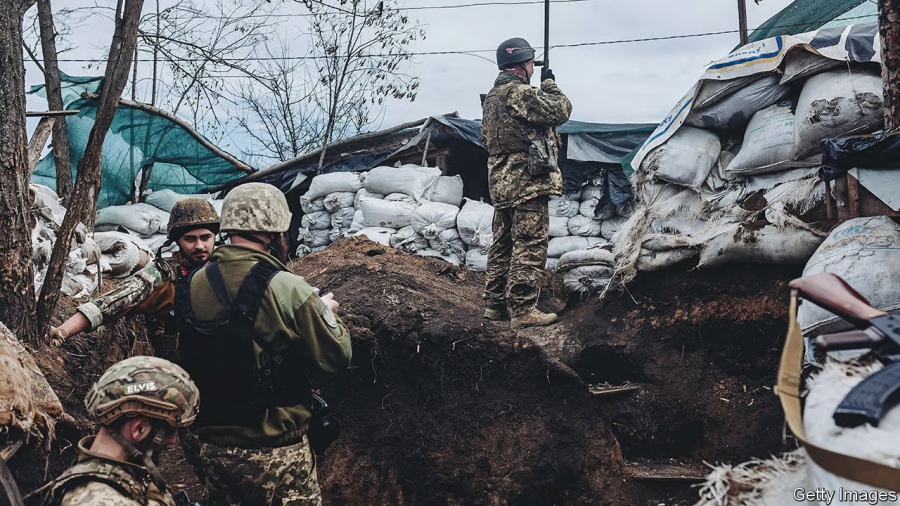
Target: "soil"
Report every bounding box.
[10,236,801,505]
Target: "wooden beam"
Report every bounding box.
[26,116,56,176]
[25,110,78,117]
[847,174,861,218]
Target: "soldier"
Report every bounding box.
[174,182,352,506]
[44,356,200,506]
[481,37,572,329]
[51,198,219,358]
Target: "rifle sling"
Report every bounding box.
[777,291,900,491]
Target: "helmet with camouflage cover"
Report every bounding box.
[219,182,291,234]
[496,37,535,70]
[167,198,220,240]
[84,356,199,428]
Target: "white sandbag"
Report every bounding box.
[548,196,579,218]
[563,188,583,201]
[567,215,603,237]
[726,103,799,176]
[384,192,417,205]
[415,248,461,266]
[78,236,102,265]
[798,216,900,335]
[694,74,767,109]
[793,69,884,159]
[354,189,384,208]
[300,228,332,248]
[96,203,162,237]
[636,248,698,272]
[330,207,357,230]
[31,184,66,225]
[304,172,365,201]
[600,216,628,240]
[579,198,615,220]
[697,223,825,268]
[358,195,417,229]
[780,50,843,85]
[457,199,494,248]
[561,265,615,294]
[301,197,326,214]
[426,175,464,206]
[145,189,214,213]
[615,200,638,219]
[428,228,467,258]
[295,244,312,258]
[549,216,570,238]
[465,248,487,272]
[390,226,429,253]
[93,231,151,278]
[640,126,721,190]
[301,211,332,231]
[347,210,365,234]
[353,227,396,246]
[557,244,615,271]
[685,74,792,130]
[323,191,357,213]
[545,257,559,271]
[411,202,460,236]
[363,165,441,201]
[580,185,605,202]
[547,236,606,258]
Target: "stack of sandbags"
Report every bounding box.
[142,189,225,251]
[297,172,366,254]
[457,198,494,272]
[555,243,616,294]
[93,231,153,278]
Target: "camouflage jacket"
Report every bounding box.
[76,254,192,332]
[46,436,174,506]
[481,72,572,209]
[180,245,353,449]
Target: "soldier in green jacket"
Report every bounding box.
[481,37,572,329]
[44,356,200,506]
[174,182,352,506]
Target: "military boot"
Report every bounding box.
[483,304,509,321]
[510,309,558,329]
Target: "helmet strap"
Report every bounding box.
[232,232,285,262]
[109,424,171,491]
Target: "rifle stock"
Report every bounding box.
[789,273,886,327]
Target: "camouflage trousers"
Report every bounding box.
[483,195,550,317]
[179,430,321,506]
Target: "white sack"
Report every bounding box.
[299,228,332,248]
[363,165,441,201]
[548,196,580,218]
[615,200,638,219]
[780,50,843,85]
[323,191,357,212]
[636,248,698,272]
[411,202,460,236]
[330,207,357,230]
[545,257,559,271]
[557,243,615,271]
[793,69,884,159]
[96,204,163,237]
[301,197,326,214]
[354,189,384,208]
[457,199,494,248]
[580,185,605,202]
[359,195,417,229]
[384,192,417,205]
[685,74,792,130]
[303,172,365,201]
[561,265,615,294]
[567,215,603,237]
[301,211,332,231]
[693,74,767,109]
[428,228,467,258]
[353,227,396,246]
[798,216,900,335]
[390,226,429,253]
[697,224,825,268]
[600,216,627,240]
[549,216,570,238]
[465,248,488,272]
[639,126,720,190]
[93,231,151,277]
[31,184,65,225]
[415,248,461,266]
[145,189,214,213]
[347,210,365,234]
[726,103,812,176]
[547,236,607,258]
[426,175,464,206]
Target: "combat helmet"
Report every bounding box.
[84,356,200,429]
[219,182,291,234]
[496,37,535,70]
[167,198,220,240]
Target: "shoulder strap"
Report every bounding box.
[173,266,200,323]
[204,262,234,309]
[234,261,281,321]
[47,461,147,505]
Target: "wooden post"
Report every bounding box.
[26,116,56,176]
[879,0,900,129]
[737,0,749,47]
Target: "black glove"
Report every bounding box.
[541,67,555,82]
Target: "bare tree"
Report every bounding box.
[37,0,73,203]
[36,0,145,342]
[879,0,900,129]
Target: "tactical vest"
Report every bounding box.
[174,261,311,428]
[46,459,160,505]
[482,83,537,156]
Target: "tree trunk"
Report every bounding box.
[37,0,72,204]
[36,0,145,339]
[879,0,900,129]
[0,0,37,341]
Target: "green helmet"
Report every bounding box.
[167,198,220,240]
[84,356,200,428]
[220,182,291,234]
[496,37,535,70]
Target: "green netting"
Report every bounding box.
[31,76,248,209]
[748,0,872,43]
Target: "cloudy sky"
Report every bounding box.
[25,0,812,161]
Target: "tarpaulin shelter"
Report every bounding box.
[30,73,252,209]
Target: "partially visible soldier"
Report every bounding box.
[174,182,352,506]
[481,37,572,329]
[44,356,200,506]
[51,198,219,359]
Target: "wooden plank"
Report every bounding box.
[834,175,851,222]
[26,116,56,175]
[588,382,641,397]
[625,460,707,483]
[25,110,78,117]
[846,174,861,218]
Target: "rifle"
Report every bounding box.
[790,273,900,427]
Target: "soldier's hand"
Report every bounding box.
[49,326,68,347]
[321,292,340,314]
[541,67,555,82]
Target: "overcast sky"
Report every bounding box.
[25,0,804,161]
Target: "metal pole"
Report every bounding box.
[738,0,748,47]
[544,0,550,68]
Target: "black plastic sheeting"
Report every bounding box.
[821,130,900,180]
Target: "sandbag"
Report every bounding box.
[615,200,638,219]
[426,175,464,206]
[96,203,163,237]
[600,216,627,240]
[685,74,792,130]
[94,231,151,277]
[694,74,767,109]
[330,207,357,230]
[301,210,332,231]
[145,189,213,213]
[384,192,417,205]
[557,244,615,271]
[561,265,615,294]
[793,69,884,159]
[465,248,487,272]
[411,202,460,236]
[323,191,357,213]
[636,247,698,272]
[567,215,603,237]
[549,216,570,238]
[363,165,441,201]
[697,223,825,268]
[428,228,467,258]
[547,236,606,258]
[580,185,605,202]
[354,189,384,208]
[391,226,430,253]
[726,103,802,176]
[545,257,559,271]
[347,209,365,234]
[797,216,900,335]
[31,183,65,225]
[640,126,721,190]
[303,172,365,201]
[299,227,332,248]
[415,248,461,266]
[353,227,396,246]
[548,196,579,218]
[359,195,417,229]
[301,197,326,214]
[780,50,843,85]
[457,199,494,248]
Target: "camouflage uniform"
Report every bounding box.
[481,72,572,316]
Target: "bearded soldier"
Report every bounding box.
[481,37,572,329]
